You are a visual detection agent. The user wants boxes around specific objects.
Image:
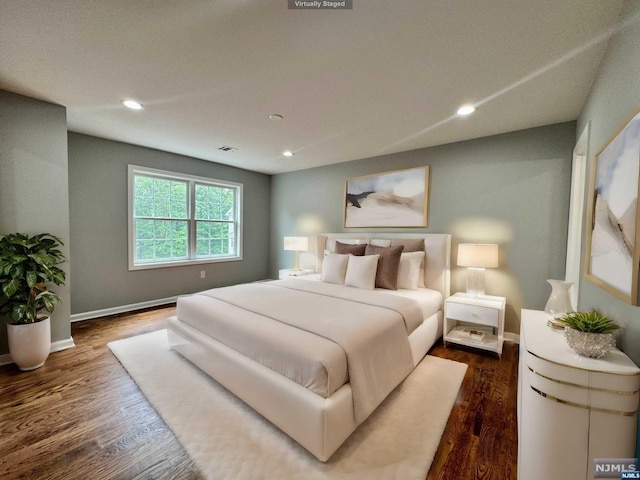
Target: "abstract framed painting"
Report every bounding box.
[585,110,640,305]
[344,166,429,228]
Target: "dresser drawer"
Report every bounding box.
[446,302,499,328]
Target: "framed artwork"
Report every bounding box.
[585,110,640,305]
[344,166,429,228]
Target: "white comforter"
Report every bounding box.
[180,279,422,423]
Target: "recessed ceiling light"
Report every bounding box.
[456,105,476,116]
[283,150,294,157]
[269,114,284,121]
[122,99,144,110]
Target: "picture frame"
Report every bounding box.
[585,110,640,305]
[344,166,429,228]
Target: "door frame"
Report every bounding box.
[565,123,590,309]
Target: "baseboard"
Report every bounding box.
[70,296,178,323]
[0,336,76,367]
[0,353,12,366]
[504,332,520,344]
[2,297,177,366]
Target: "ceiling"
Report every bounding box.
[0,1,625,174]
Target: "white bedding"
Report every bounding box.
[176,279,438,422]
[295,273,442,320]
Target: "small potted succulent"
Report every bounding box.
[0,233,66,370]
[556,311,619,358]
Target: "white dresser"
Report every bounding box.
[518,309,640,480]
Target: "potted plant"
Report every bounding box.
[0,233,66,370]
[556,311,619,358]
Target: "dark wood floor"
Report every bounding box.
[0,306,518,479]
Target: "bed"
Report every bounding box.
[167,233,451,461]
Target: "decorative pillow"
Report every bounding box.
[326,238,365,252]
[397,251,425,290]
[370,239,391,247]
[390,238,425,252]
[390,238,426,287]
[321,253,349,285]
[365,244,404,290]
[345,254,379,290]
[335,241,367,256]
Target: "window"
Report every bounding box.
[128,165,242,269]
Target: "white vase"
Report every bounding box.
[7,315,51,371]
[544,279,573,319]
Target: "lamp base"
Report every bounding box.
[466,267,486,297]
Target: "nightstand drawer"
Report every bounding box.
[446,302,499,328]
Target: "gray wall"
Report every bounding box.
[271,122,576,334]
[577,0,640,365]
[0,90,72,354]
[68,133,271,314]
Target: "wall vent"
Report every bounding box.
[218,145,238,152]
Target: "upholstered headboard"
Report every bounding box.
[313,233,451,299]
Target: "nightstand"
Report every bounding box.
[444,292,506,356]
[278,269,315,280]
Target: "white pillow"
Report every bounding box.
[321,253,349,284]
[370,238,391,247]
[397,251,425,290]
[345,254,379,290]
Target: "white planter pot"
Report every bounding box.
[7,316,51,371]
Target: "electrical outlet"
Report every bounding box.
[200,270,206,279]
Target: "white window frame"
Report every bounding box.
[127,165,243,270]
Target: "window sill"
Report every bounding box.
[128,255,242,271]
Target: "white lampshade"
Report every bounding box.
[284,236,308,271]
[283,236,308,252]
[457,244,499,268]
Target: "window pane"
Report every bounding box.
[135,176,153,197]
[136,219,155,240]
[136,240,155,262]
[195,184,235,221]
[135,219,189,263]
[134,175,188,219]
[170,182,188,218]
[135,196,153,217]
[154,198,171,218]
[196,221,235,257]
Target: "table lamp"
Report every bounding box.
[284,236,308,271]
[457,243,499,296]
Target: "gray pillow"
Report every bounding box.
[335,241,367,256]
[390,238,425,252]
[365,244,404,290]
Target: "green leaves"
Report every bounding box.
[36,290,61,313]
[10,304,36,323]
[0,233,66,324]
[26,271,37,289]
[2,278,20,298]
[557,311,620,334]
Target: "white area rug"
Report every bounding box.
[108,330,467,480]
